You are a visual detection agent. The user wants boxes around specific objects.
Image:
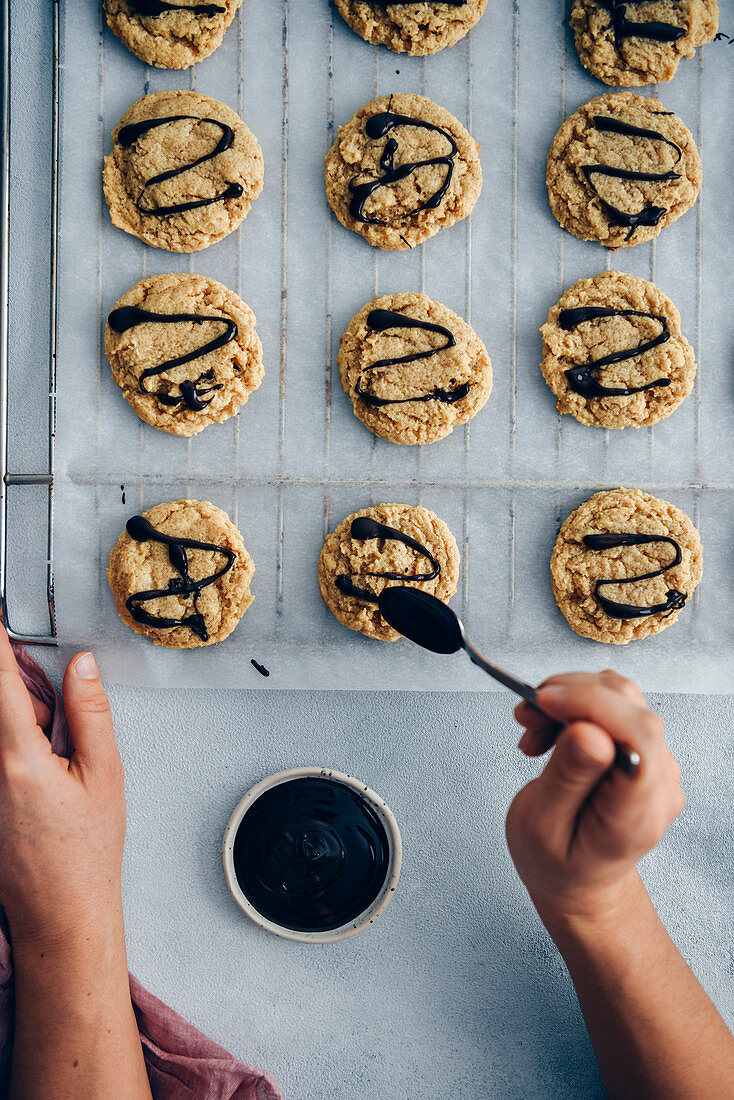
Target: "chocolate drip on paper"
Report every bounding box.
[583,532,687,619]
[596,0,686,46]
[232,777,391,934]
[127,0,225,15]
[581,115,683,241]
[335,516,440,603]
[355,308,468,408]
[559,305,671,398]
[348,110,458,226]
[124,514,235,641]
[108,304,237,412]
[116,115,243,216]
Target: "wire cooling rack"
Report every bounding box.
[0,0,58,644]
[5,0,734,688]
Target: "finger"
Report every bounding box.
[31,694,52,731]
[533,722,617,832]
[518,724,561,757]
[535,681,664,763]
[589,738,685,840]
[516,674,642,728]
[0,624,50,755]
[62,653,120,776]
[539,670,645,705]
[599,669,646,706]
[517,672,648,757]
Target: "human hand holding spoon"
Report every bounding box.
[377,586,640,777]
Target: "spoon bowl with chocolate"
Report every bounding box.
[378,586,640,776]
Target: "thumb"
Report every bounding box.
[62,652,119,775]
[533,722,616,830]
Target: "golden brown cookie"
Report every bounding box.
[324,93,482,251]
[540,271,696,429]
[103,90,264,253]
[105,273,263,436]
[338,292,492,445]
[334,0,488,55]
[318,504,460,640]
[570,0,719,87]
[546,92,701,249]
[108,500,254,648]
[551,488,702,644]
[103,0,244,69]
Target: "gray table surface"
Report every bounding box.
[30,649,734,1100]
[8,2,733,1097]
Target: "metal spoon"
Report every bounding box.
[378,586,640,777]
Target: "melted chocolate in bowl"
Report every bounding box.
[232,776,392,934]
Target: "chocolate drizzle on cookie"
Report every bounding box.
[595,0,686,47]
[583,532,687,619]
[127,0,225,14]
[581,115,683,240]
[355,309,468,408]
[348,110,458,226]
[335,516,440,603]
[367,0,466,4]
[124,514,235,641]
[116,115,244,216]
[559,306,671,398]
[108,304,237,412]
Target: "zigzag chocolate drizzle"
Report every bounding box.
[583,532,687,619]
[107,304,237,412]
[559,305,671,398]
[127,1,225,14]
[125,514,235,641]
[581,115,683,241]
[348,110,458,226]
[335,516,439,603]
[355,309,468,408]
[116,114,243,216]
[596,0,686,46]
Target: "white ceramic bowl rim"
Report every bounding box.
[222,766,402,944]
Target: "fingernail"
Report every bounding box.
[538,684,565,698]
[75,652,98,680]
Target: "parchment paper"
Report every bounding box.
[53,0,734,690]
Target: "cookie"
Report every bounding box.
[103,90,264,253]
[318,504,460,640]
[570,0,719,87]
[338,293,492,445]
[551,488,702,644]
[540,271,696,429]
[546,92,701,249]
[105,274,263,436]
[103,0,243,69]
[108,499,254,648]
[334,0,488,56]
[324,94,482,251]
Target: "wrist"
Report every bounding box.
[530,868,647,947]
[8,890,126,962]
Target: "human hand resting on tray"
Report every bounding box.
[508,670,734,1100]
[0,625,152,1099]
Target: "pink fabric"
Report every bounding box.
[0,644,282,1100]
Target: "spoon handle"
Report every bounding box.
[464,645,640,777]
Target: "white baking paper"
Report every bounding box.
[53,0,734,690]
